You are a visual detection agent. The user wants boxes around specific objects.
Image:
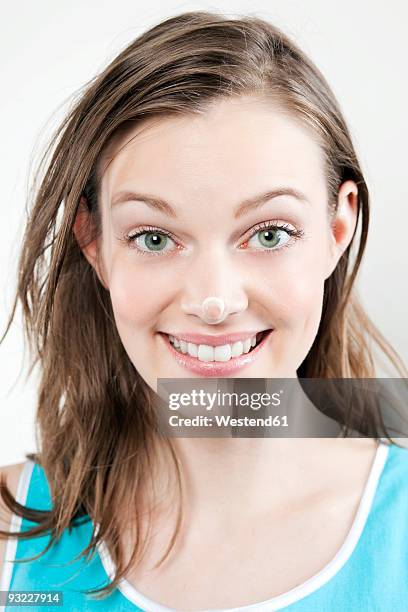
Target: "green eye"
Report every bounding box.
[126,230,176,254]
[247,227,289,250]
[143,232,169,251]
[257,229,281,248]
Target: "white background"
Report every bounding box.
[0,1,407,465]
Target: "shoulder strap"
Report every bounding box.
[0,459,36,598]
[21,460,52,514]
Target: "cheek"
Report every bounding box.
[271,273,324,328]
[108,257,175,327]
[259,249,325,331]
[263,264,325,370]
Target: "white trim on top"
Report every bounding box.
[0,459,35,612]
[97,441,390,612]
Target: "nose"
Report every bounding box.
[180,255,248,325]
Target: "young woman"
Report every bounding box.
[1,10,407,612]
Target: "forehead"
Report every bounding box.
[100,97,327,211]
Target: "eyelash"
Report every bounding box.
[121,221,305,257]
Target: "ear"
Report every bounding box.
[73,197,109,289]
[325,180,359,279]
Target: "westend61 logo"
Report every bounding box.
[168,388,283,411]
[155,380,298,436]
[166,388,288,431]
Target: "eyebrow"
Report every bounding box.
[111,187,310,218]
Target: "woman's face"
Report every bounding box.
[79,97,357,391]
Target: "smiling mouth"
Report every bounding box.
[162,329,271,363]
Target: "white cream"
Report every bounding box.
[168,334,258,362]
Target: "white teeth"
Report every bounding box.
[214,344,232,362]
[187,342,198,358]
[168,333,261,362]
[231,340,243,357]
[243,338,251,353]
[198,345,214,362]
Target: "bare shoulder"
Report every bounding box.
[0,462,26,573]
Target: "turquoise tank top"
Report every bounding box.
[1,441,408,611]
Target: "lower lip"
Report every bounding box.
[158,330,273,377]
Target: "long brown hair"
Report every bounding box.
[1,10,407,598]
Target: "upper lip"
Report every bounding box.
[160,329,271,346]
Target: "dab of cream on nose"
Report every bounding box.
[204,303,222,319]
